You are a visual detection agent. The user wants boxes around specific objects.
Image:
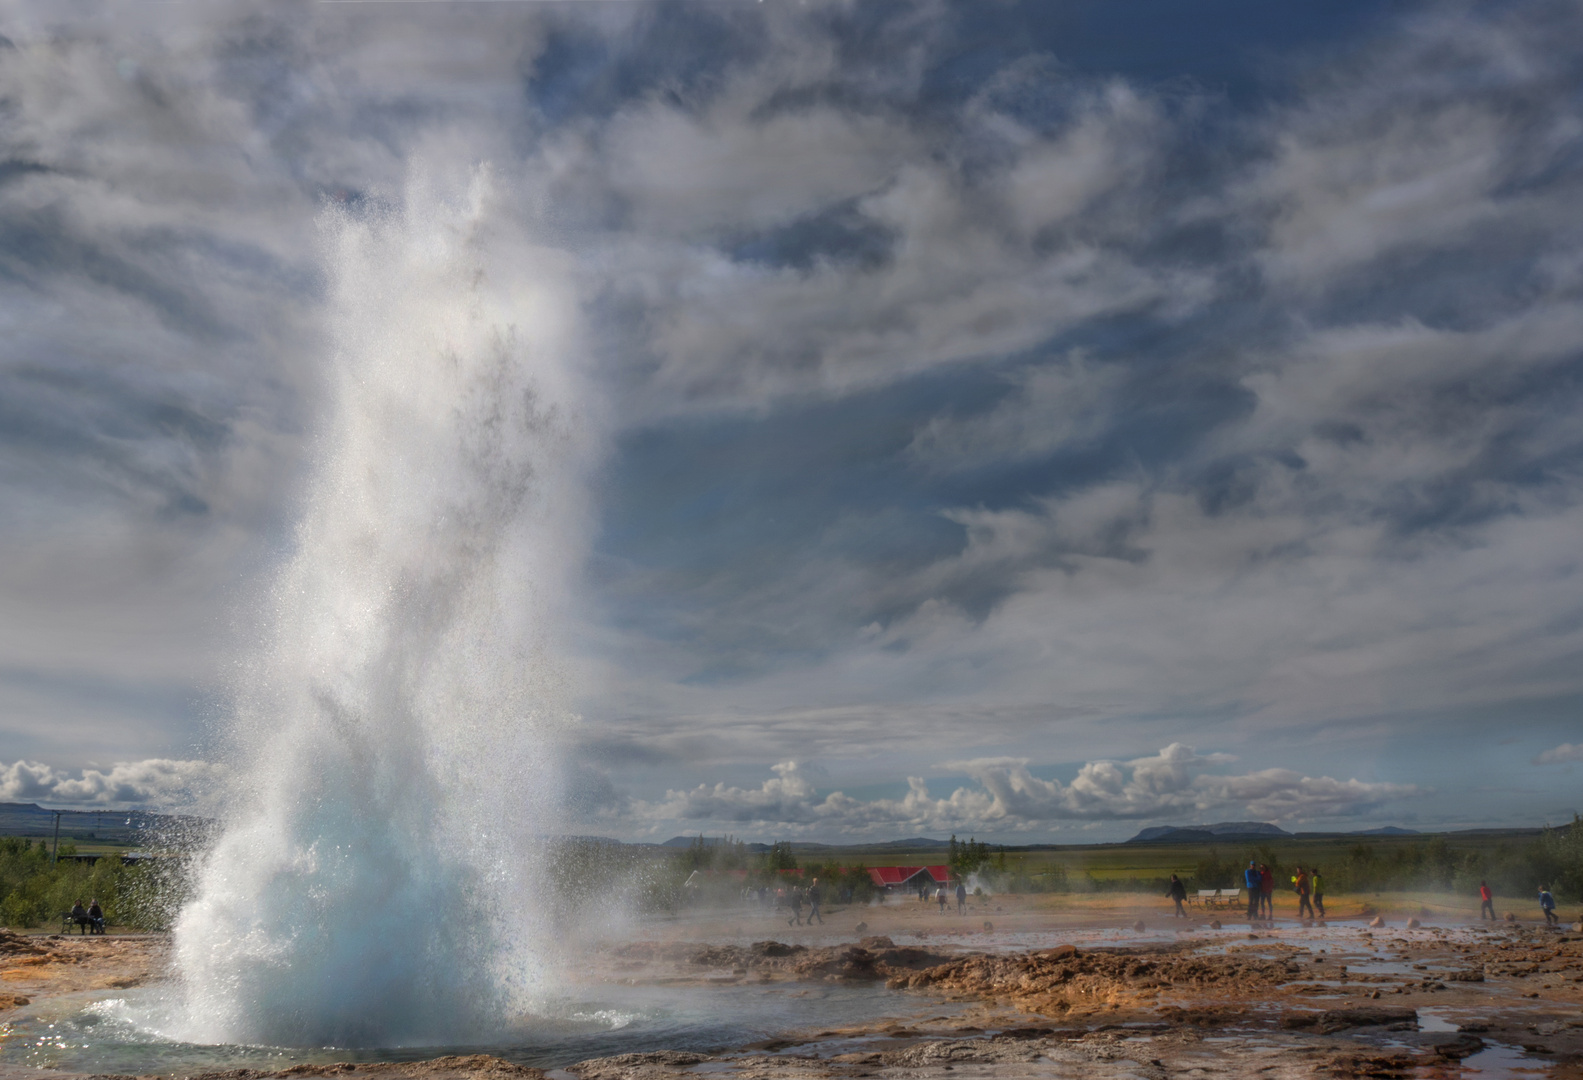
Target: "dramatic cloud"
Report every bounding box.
[0,758,223,806]
[1,2,1579,837]
[630,745,1419,835]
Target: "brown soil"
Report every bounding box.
[0,931,165,1007]
[8,904,1583,1080]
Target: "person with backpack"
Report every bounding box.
[1540,885,1559,926]
[1292,866,1314,919]
[1310,869,1325,919]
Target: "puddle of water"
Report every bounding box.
[1461,1041,1547,1077]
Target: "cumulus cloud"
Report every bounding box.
[1534,744,1583,766]
[0,758,223,806]
[632,744,1417,834]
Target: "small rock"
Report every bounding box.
[1133,920,1146,932]
[1209,920,1222,929]
[1040,944,1078,959]
[1406,918,1422,930]
[854,922,868,935]
[982,921,993,932]
[1505,912,1518,922]
[1369,916,1386,928]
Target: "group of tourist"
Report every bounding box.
[1226,861,1326,921]
[1165,869,1568,925]
[67,898,105,934]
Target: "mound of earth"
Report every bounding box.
[885,943,1303,1014]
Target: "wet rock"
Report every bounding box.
[1506,912,1518,921]
[1406,918,1421,930]
[1430,1035,1486,1060]
[1040,944,1078,959]
[572,1051,710,1080]
[271,1056,547,1080]
[1209,920,1221,929]
[1327,1051,1417,1077]
[1369,916,1386,928]
[1280,1007,1418,1034]
[1132,921,1146,932]
[983,921,994,932]
[751,941,804,958]
[854,922,868,935]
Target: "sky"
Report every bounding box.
[1,0,1581,843]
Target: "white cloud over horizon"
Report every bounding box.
[0,758,223,808]
[615,744,1422,837]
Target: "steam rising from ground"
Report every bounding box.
[171,169,590,1047]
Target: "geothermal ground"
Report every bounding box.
[3,895,1583,1080]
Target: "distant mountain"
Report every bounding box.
[0,802,204,844]
[1350,826,1419,836]
[1127,821,1292,844]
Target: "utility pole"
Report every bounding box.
[51,810,61,863]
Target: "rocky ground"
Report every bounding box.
[3,904,1582,1080]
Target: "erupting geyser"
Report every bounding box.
[172,170,590,1048]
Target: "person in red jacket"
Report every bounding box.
[1479,881,1495,920]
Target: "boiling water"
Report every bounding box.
[0,982,940,1075]
[170,168,593,1048]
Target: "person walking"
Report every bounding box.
[806,878,823,925]
[787,887,804,927]
[1244,861,1261,920]
[1293,866,1314,919]
[1259,863,1275,920]
[955,881,968,914]
[1310,869,1325,919]
[1540,885,1559,926]
[936,884,948,913]
[1167,874,1187,918]
[1479,881,1495,920]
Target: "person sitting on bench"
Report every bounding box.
[69,900,91,934]
[87,899,105,934]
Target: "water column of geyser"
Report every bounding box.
[172,171,590,1048]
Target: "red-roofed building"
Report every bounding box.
[866,865,951,892]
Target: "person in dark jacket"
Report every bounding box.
[1167,874,1187,918]
[87,899,105,934]
[1244,862,1260,919]
[806,879,823,924]
[69,900,90,934]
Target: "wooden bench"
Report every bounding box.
[1192,889,1243,910]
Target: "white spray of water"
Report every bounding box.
[172,169,590,1048]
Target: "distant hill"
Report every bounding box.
[1127,821,1292,844]
[1351,826,1420,836]
[0,802,205,844]
[662,835,951,853]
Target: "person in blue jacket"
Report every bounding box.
[1540,885,1558,926]
[1244,861,1261,919]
